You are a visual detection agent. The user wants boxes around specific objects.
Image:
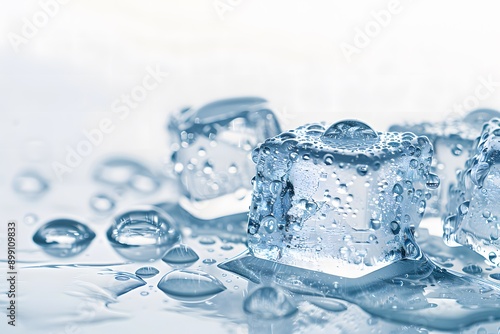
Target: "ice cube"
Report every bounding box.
[247,120,437,277]
[389,109,500,217]
[445,118,500,265]
[168,97,281,219]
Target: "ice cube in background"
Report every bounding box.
[247,120,437,277]
[445,118,500,265]
[389,109,500,217]
[168,97,281,219]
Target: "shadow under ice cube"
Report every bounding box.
[446,118,500,265]
[248,120,437,277]
[168,97,281,219]
[390,109,500,217]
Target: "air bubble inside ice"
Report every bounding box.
[157,269,226,302]
[33,218,96,257]
[107,206,180,262]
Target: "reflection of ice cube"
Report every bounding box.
[445,118,500,265]
[389,109,500,217]
[248,120,436,277]
[168,97,281,219]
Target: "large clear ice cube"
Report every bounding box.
[389,109,500,217]
[247,120,437,277]
[445,118,500,265]
[168,97,281,219]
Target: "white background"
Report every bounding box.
[2,0,500,185]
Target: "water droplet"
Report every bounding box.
[488,252,497,263]
[140,291,149,296]
[107,206,180,262]
[390,221,400,234]
[356,165,368,176]
[417,200,426,214]
[409,159,418,169]
[135,266,160,278]
[203,258,216,265]
[370,219,381,230]
[199,237,216,245]
[89,193,115,213]
[324,154,334,165]
[12,170,49,197]
[157,269,226,302]
[33,219,95,257]
[162,245,199,267]
[425,173,440,190]
[489,273,500,280]
[463,264,483,275]
[321,120,378,141]
[392,184,403,195]
[243,287,297,319]
[23,213,38,225]
[221,244,234,251]
[115,275,130,281]
[451,144,463,156]
[228,164,238,174]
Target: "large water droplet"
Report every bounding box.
[135,266,160,279]
[157,269,226,302]
[107,206,180,262]
[33,219,95,257]
[243,286,297,319]
[321,120,378,141]
[12,170,49,197]
[162,245,199,267]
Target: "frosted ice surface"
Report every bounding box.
[168,97,281,219]
[446,118,500,265]
[390,109,500,217]
[247,120,437,277]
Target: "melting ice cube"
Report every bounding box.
[446,118,500,265]
[168,97,281,219]
[389,109,500,217]
[247,120,437,277]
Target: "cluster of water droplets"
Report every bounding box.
[390,108,500,217]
